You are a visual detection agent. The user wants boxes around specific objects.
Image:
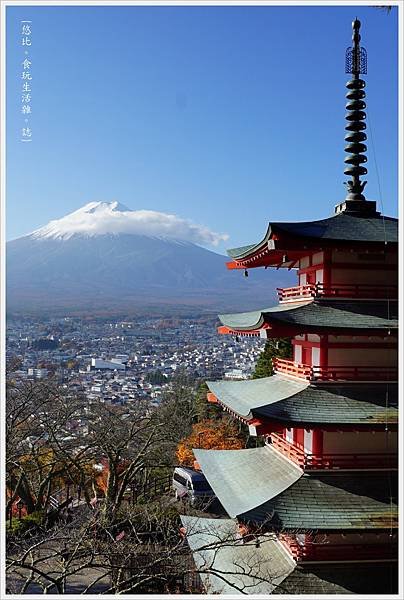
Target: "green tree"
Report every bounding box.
[150,370,199,466]
[252,338,292,379]
[145,370,166,385]
[193,382,222,422]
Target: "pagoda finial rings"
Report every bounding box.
[344,165,368,176]
[346,78,366,89]
[345,121,367,132]
[346,99,366,111]
[344,154,367,165]
[345,142,367,154]
[345,110,366,121]
[346,88,366,100]
[343,19,368,202]
[345,130,367,142]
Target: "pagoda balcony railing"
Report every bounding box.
[280,536,398,562]
[269,433,398,471]
[277,283,397,302]
[273,358,397,382]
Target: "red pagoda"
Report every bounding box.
[182,19,398,595]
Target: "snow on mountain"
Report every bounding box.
[29,201,228,247]
[7,201,295,313]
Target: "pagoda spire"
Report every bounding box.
[344,18,368,201]
[336,19,378,216]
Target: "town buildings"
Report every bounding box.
[6,315,264,408]
[183,19,398,594]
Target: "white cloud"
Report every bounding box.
[30,201,229,247]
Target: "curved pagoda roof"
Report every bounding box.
[241,471,398,530]
[206,376,398,425]
[194,447,397,530]
[274,562,398,595]
[193,446,303,518]
[227,212,398,268]
[208,374,308,418]
[218,299,398,335]
[181,518,398,595]
[180,516,295,595]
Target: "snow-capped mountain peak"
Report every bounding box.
[28,201,228,246]
[79,200,130,214]
[7,200,295,312]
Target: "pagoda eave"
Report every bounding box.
[226,248,309,271]
[218,299,398,336]
[226,213,398,266]
[194,447,397,529]
[218,323,299,337]
[227,239,397,270]
[250,418,398,434]
[230,407,397,433]
[180,516,296,595]
[207,374,398,435]
[208,397,397,432]
[218,324,395,338]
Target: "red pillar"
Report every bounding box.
[312,429,323,456]
[319,335,328,369]
[294,428,305,449]
[323,249,332,290]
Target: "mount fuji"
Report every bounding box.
[7,202,294,314]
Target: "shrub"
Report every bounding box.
[6,511,44,536]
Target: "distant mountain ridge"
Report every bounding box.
[7,202,295,314]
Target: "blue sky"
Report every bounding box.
[6,4,398,250]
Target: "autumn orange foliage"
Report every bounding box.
[95,459,128,495]
[176,419,244,466]
[95,462,109,494]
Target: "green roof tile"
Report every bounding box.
[227,213,398,260]
[193,446,302,519]
[241,472,398,530]
[274,563,398,595]
[219,300,398,332]
[180,516,295,595]
[206,375,309,418]
[194,447,397,531]
[207,376,398,424]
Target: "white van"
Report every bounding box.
[172,467,215,508]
